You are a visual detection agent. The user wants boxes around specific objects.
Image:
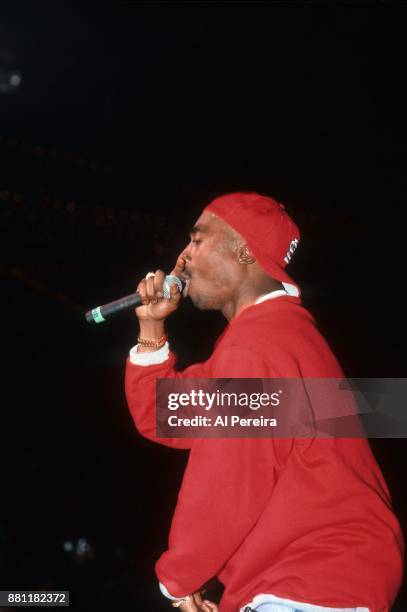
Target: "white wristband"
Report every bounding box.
[159,582,184,601]
[129,342,170,366]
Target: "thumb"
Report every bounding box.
[169,281,182,302]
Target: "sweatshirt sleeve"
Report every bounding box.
[125,341,293,594]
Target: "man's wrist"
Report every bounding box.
[171,596,192,608]
[137,321,166,353]
[138,333,167,350]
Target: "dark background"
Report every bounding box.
[0,1,406,610]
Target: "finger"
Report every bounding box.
[202,601,219,611]
[145,276,157,302]
[171,253,187,277]
[193,592,203,606]
[193,590,208,606]
[154,269,165,298]
[136,279,149,305]
[169,282,182,302]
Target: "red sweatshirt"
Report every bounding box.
[125,296,404,611]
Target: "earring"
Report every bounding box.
[238,247,256,265]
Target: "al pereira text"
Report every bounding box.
[167,415,278,427]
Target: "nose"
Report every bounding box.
[180,244,192,262]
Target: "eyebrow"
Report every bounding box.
[190,225,207,235]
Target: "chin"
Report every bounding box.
[190,292,219,311]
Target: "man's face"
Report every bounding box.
[179,211,242,310]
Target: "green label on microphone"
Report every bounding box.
[91,307,105,323]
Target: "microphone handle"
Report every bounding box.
[85,292,143,323]
[85,274,184,324]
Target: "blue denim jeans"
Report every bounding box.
[248,604,367,612]
[251,605,301,611]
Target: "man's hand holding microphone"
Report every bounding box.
[134,255,186,352]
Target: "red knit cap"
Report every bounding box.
[205,192,301,297]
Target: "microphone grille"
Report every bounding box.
[163,275,183,298]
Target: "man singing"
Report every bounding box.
[125,192,403,612]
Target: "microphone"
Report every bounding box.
[85,275,184,324]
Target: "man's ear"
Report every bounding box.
[238,245,256,265]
